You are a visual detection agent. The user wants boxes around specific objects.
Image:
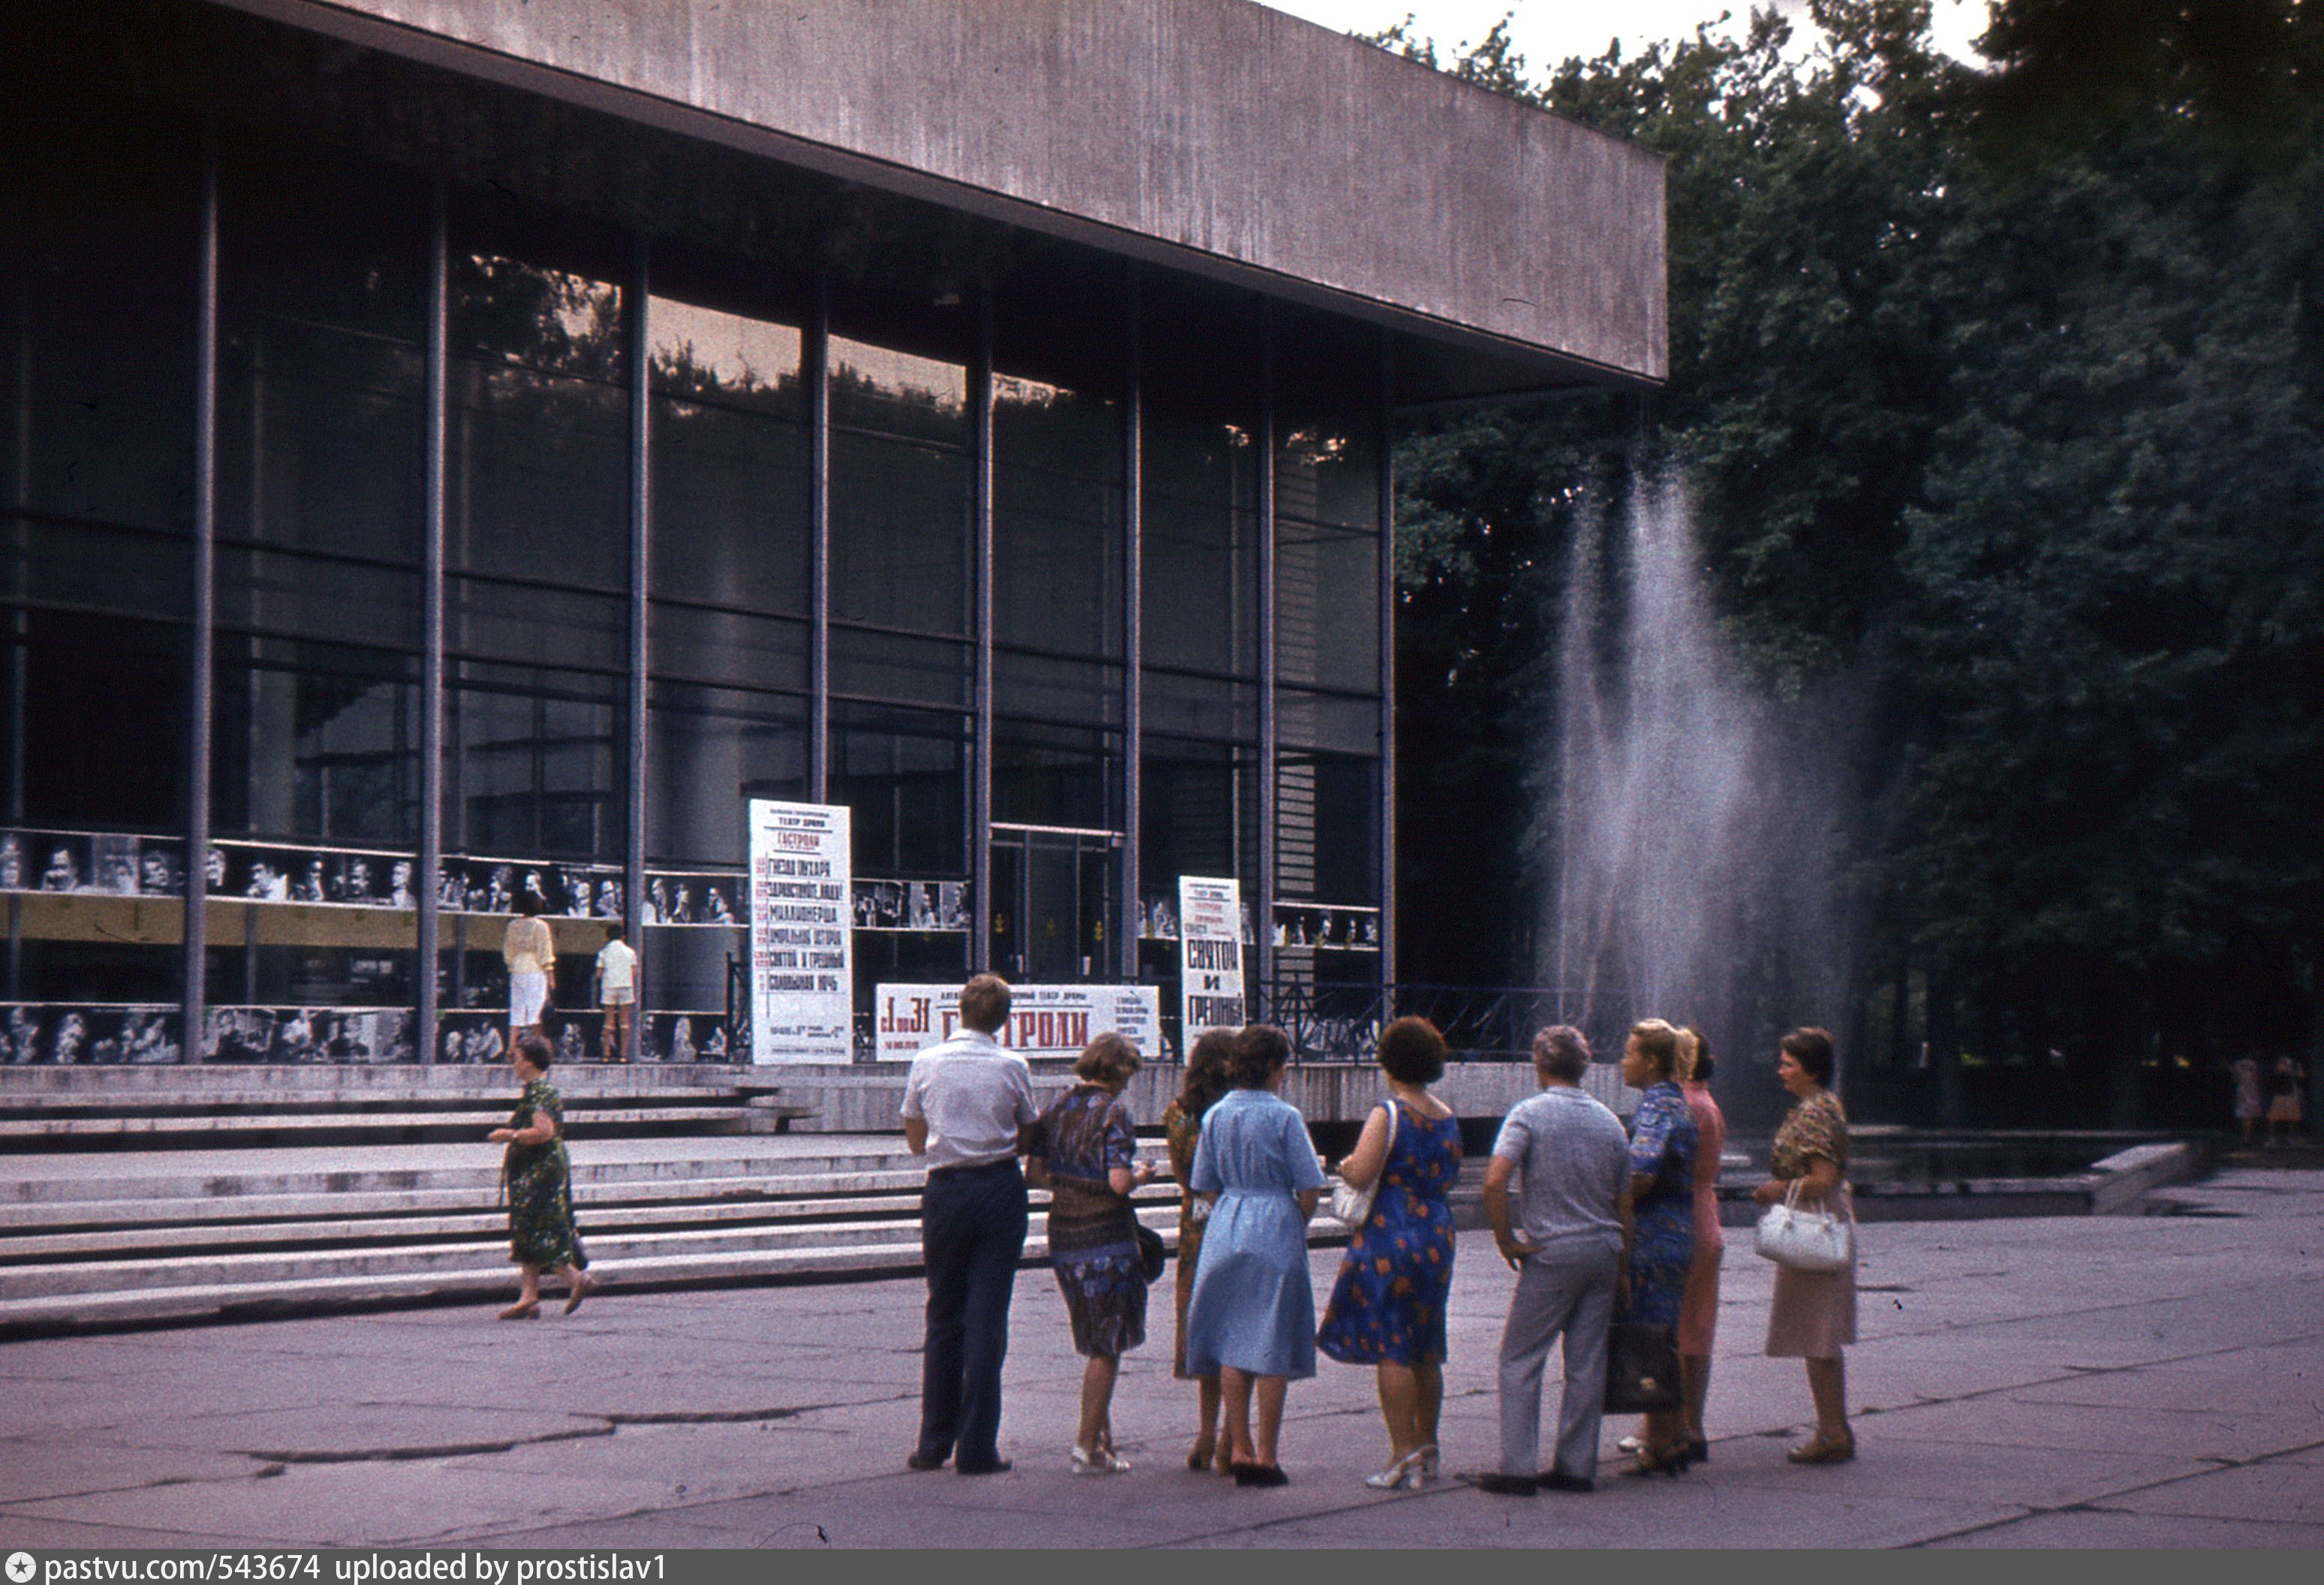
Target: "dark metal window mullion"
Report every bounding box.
[625,236,650,1062]
[971,295,995,973]
[182,137,219,1063]
[1120,269,1143,985]
[1255,302,1276,998]
[807,277,831,803]
[417,180,448,1061]
[1377,330,1397,1004]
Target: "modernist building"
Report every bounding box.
[1,0,1663,1063]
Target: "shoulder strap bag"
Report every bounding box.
[1327,1099,1399,1228]
[1754,1177,1856,1273]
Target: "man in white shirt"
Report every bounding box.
[901,973,1036,1476]
[595,926,637,1062]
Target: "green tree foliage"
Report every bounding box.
[1384,1,2324,1108]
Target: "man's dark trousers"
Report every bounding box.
[915,1158,1028,1467]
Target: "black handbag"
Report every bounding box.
[1603,1321,1681,1412]
[564,1183,589,1271]
[1134,1222,1167,1283]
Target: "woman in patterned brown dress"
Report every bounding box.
[489,1030,596,1320]
[1027,1032,1157,1474]
[1162,1028,1238,1472]
[1751,1027,1856,1463]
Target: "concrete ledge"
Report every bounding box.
[1714,1139,2205,1226]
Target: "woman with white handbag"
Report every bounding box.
[1751,1027,1858,1464]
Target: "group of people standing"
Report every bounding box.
[888,972,1863,1490]
[2231,1054,2307,1147]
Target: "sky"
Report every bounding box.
[1257,0,1994,69]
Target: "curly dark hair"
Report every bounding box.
[1377,1016,1449,1085]
[1228,1024,1293,1090]
[1781,1027,1835,1087]
[1178,1027,1238,1120]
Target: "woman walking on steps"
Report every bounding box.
[490,1030,597,1319]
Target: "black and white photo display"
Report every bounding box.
[851,880,970,932]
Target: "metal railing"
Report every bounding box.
[1254,981,1639,1065]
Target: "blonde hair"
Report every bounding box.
[1628,1018,1692,1084]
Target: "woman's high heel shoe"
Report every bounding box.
[497,1299,540,1321]
[1072,1445,1130,1475]
[1364,1449,1425,1490]
[1416,1445,1440,1481]
[1787,1430,1856,1465]
[1188,1435,1216,1472]
[1619,1442,1693,1478]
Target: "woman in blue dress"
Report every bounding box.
[1317,1017,1462,1490]
[1618,1018,1700,1475]
[1182,1024,1326,1487]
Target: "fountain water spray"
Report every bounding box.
[1546,469,1855,1109]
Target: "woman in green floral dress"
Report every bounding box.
[489,1030,597,1319]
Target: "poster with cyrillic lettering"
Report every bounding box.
[1177,875,1245,1054]
[747,800,852,1064]
[872,982,1162,1063]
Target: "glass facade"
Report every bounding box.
[0,38,1387,1064]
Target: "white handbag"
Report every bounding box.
[1327,1100,1398,1227]
[1754,1178,1856,1273]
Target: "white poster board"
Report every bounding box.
[746,799,852,1064]
[873,982,1163,1063]
[1177,875,1246,1049]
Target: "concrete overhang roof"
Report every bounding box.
[211,0,1667,405]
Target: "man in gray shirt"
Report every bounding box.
[1475,1024,1633,1494]
[901,973,1037,1475]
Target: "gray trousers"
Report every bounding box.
[1498,1242,1618,1478]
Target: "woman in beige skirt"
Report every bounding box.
[1751,1027,1856,1463]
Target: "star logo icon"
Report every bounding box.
[6,1552,36,1583]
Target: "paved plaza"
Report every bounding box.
[0,1165,2319,1550]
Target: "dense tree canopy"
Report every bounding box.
[1383,1,2324,1122]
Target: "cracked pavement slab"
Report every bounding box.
[0,1164,2317,1547]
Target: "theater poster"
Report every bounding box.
[746,799,852,1064]
[872,982,1162,1063]
[1177,875,1246,1050]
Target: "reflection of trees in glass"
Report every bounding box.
[649,299,803,416]
[995,375,1122,483]
[831,340,966,446]
[449,254,628,584]
[453,254,625,379]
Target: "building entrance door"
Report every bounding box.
[989,825,1118,983]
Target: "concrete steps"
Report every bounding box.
[0,1138,1216,1334]
[0,1067,782,1151]
[0,1107,751,1141]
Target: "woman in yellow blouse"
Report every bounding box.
[1751,1027,1856,1463]
[502,892,555,1036]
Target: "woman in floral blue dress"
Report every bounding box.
[1317,1018,1463,1490]
[1617,1018,1700,1475]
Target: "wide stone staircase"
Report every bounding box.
[0,1132,1201,1335]
[0,1066,1501,1335]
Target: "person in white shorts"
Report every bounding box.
[503,892,555,1035]
[596,925,637,1062]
